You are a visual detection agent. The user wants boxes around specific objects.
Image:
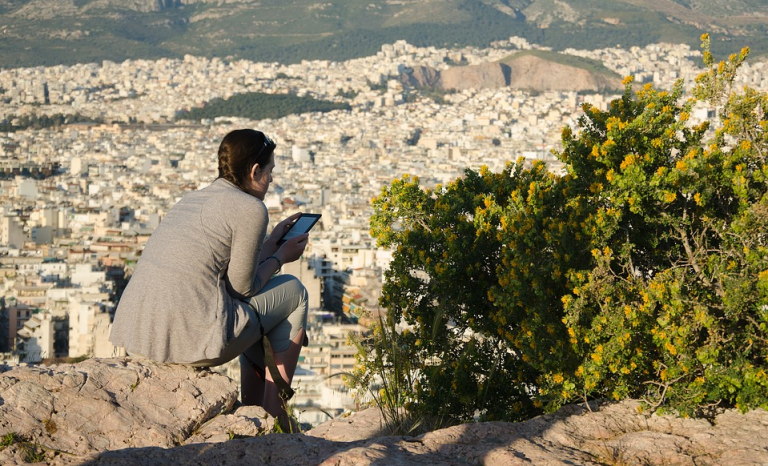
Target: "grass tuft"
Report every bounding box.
[0,432,47,463]
[42,419,57,435]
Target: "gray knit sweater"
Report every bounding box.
[110,178,269,363]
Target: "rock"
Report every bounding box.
[84,0,181,13]
[0,358,239,462]
[400,54,622,94]
[8,0,79,20]
[400,66,442,89]
[2,358,767,465]
[441,62,509,91]
[184,405,275,444]
[305,407,387,442]
[505,54,622,92]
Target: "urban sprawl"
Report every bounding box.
[1,37,765,424]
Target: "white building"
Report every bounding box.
[70,263,107,288]
[68,295,122,358]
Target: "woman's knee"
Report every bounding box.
[281,274,307,296]
[287,282,308,332]
[279,274,309,312]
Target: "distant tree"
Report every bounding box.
[0,113,99,132]
[405,128,421,146]
[336,88,359,100]
[366,79,387,93]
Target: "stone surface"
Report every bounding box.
[185,405,276,445]
[400,65,442,89]
[506,54,622,92]
[0,358,240,460]
[440,62,509,91]
[304,407,388,442]
[400,55,623,93]
[2,358,767,465]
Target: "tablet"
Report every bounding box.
[277,213,322,245]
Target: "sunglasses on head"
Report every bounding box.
[254,133,276,163]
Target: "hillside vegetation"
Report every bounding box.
[0,0,767,67]
[349,37,768,429]
[175,92,350,122]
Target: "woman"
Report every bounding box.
[110,129,309,428]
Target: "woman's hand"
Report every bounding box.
[271,213,302,242]
[276,233,308,264]
[255,231,307,290]
[262,212,302,257]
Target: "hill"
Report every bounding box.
[0,0,767,68]
[400,50,622,93]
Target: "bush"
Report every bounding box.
[357,35,768,422]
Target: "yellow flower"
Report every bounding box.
[620,154,637,170]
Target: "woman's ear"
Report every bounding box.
[250,163,260,181]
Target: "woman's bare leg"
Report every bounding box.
[262,328,306,430]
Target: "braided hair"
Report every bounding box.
[217,129,276,191]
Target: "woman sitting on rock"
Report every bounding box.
[110,129,309,429]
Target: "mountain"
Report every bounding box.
[0,0,767,68]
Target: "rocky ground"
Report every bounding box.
[1,358,767,465]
